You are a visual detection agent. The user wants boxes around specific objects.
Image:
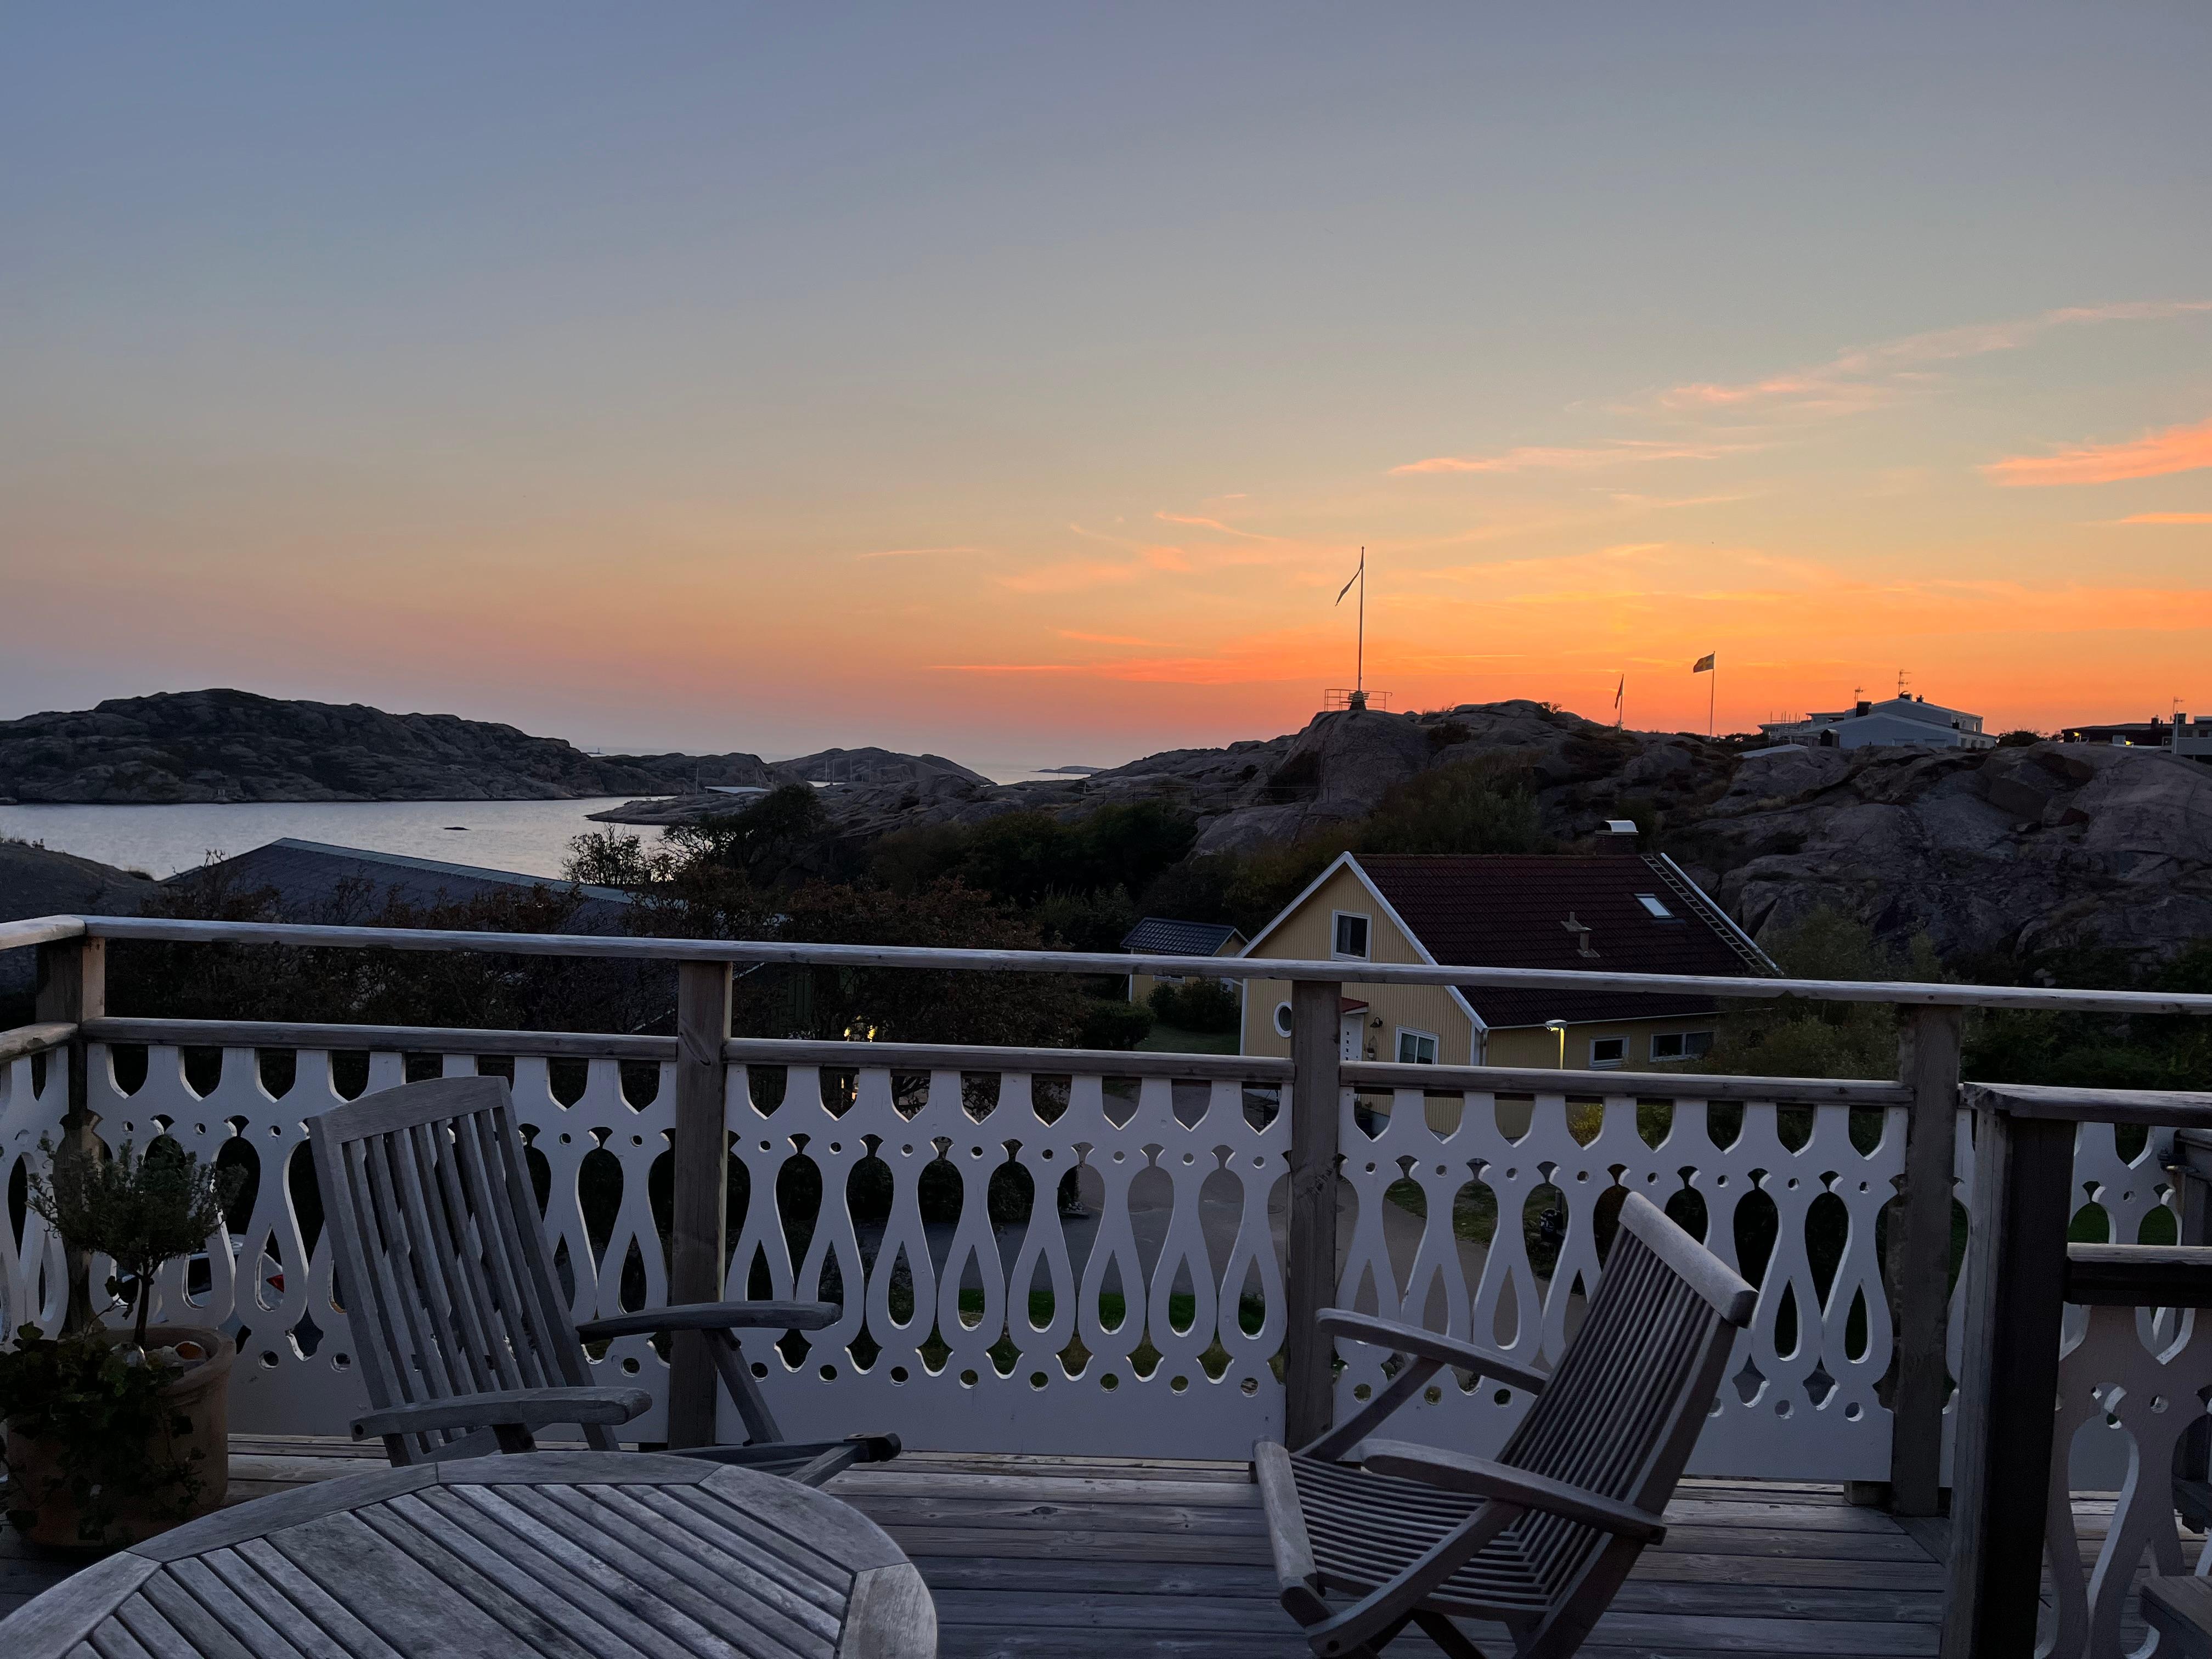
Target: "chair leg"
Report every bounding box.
[704,1328,785,1443]
[1411,1611,1490,1659]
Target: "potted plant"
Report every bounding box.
[0,1137,244,1549]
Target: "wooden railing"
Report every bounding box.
[5,913,2212,1511]
[1943,1081,2212,1659]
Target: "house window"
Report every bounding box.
[1273,1001,1294,1038]
[1634,893,1675,919]
[1589,1037,1626,1069]
[1332,912,1370,960]
[1396,1029,1438,1065]
[1651,1031,1714,1061]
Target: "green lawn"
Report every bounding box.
[1135,1023,1240,1056]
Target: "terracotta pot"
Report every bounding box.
[4,1325,233,1550]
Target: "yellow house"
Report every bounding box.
[1122,917,1248,1006]
[1238,852,1777,1069]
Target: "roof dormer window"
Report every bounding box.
[1634,893,1674,919]
[1332,912,1370,960]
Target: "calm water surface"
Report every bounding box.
[0,799,662,879]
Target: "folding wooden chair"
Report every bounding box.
[1255,1190,1757,1657]
[309,1075,898,1485]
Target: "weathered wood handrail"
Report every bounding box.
[0,1021,75,1065]
[1341,1058,1913,1105]
[0,916,86,954]
[5,912,2209,1015]
[1961,1080,2212,1125]
[80,1017,681,1061]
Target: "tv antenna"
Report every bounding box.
[1897,669,1910,698]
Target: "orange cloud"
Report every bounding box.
[1057,629,1160,646]
[1392,441,1741,475]
[2111,512,2212,525]
[1983,415,2212,487]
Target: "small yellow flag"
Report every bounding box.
[1692,653,1716,673]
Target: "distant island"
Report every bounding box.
[0,689,988,805]
[1039,765,1105,775]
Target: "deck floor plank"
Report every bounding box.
[2,1441,2177,1656]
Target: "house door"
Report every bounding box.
[1340,1012,1364,1062]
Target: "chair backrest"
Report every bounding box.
[307,1075,614,1463]
[1499,1190,1756,1600]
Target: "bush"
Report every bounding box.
[1079,998,1155,1050]
[1147,978,1242,1034]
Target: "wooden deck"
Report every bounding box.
[0,1438,2159,1656]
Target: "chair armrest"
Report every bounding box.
[577,1300,839,1340]
[1359,1440,1666,1543]
[1317,1310,1549,1395]
[352,1386,653,1441]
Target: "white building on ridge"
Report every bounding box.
[1758,693,1995,752]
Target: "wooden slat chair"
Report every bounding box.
[1255,1190,1757,1658]
[308,1075,899,1485]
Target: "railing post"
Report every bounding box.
[1940,1101,2073,1659]
[667,960,732,1449]
[1284,976,1342,1449]
[1888,1004,1962,1515]
[34,935,106,1334]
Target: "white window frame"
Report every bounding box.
[1589,1036,1627,1070]
[1651,1030,1715,1061]
[1396,1027,1439,1065]
[1331,910,1372,961]
[1273,1001,1294,1038]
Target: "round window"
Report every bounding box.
[1273,1001,1294,1037]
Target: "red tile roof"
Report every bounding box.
[1352,853,1773,1029]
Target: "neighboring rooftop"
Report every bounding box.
[1120,916,1246,956]
[1352,851,1776,1029]
[167,838,634,926]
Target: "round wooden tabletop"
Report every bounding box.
[0,1452,934,1659]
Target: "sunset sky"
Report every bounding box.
[4,7,2209,772]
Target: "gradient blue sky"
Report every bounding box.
[5,5,2208,768]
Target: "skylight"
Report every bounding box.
[1635,893,1674,919]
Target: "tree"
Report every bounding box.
[733,878,1087,1048]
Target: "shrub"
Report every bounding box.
[1079,998,1155,1051]
[1147,978,1242,1034]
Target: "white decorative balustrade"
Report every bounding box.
[2,1033,1972,1476]
[1331,1075,1910,1480]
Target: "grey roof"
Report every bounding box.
[166,838,633,929]
[1121,917,1245,956]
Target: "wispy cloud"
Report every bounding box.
[855,545,976,560]
[1658,301,2212,420]
[998,558,1142,595]
[930,662,1086,674]
[1057,629,1161,646]
[1984,415,2212,487]
[2109,511,2212,525]
[1392,441,1746,476]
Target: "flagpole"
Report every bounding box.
[1709,662,1716,739]
[1356,547,1365,698]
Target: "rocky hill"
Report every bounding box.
[0,690,984,803]
[12,689,2209,970]
[601,697,2212,967]
[0,840,158,1011]
[1699,738,2212,966]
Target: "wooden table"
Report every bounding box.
[0,1452,934,1659]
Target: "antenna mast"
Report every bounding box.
[1356,547,1365,698]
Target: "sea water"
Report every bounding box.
[0,799,659,879]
